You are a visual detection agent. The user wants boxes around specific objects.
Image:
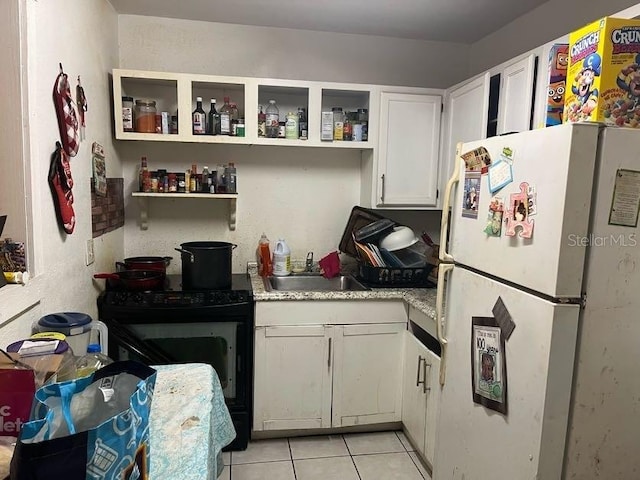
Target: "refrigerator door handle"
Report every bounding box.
[439,142,463,263]
[436,263,454,386]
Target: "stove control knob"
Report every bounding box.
[131,293,144,304]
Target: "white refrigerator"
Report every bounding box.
[433,123,640,479]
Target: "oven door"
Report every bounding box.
[110,319,246,407]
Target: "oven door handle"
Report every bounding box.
[106,318,175,364]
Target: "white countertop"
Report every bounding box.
[250,273,438,321]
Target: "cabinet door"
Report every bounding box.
[424,348,440,467]
[332,323,405,427]
[377,92,441,207]
[441,73,490,196]
[401,331,428,454]
[253,325,332,431]
[496,54,536,135]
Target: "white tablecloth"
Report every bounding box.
[150,364,236,479]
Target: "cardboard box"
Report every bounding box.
[564,17,640,127]
[546,44,569,127]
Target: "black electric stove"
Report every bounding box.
[98,273,254,451]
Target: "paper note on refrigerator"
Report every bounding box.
[488,160,513,194]
[609,169,640,227]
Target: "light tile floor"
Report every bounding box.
[221,431,432,480]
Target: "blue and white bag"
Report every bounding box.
[10,361,156,480]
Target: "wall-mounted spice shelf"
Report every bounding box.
[132,192,238,231]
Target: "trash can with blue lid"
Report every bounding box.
[36,312,108,357]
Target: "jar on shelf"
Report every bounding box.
[135,99,157,133]
[168,173,178,193]
[122,96,134,132]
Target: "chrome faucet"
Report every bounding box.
[305,251,314,272]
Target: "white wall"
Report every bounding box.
[0,0,122,347]
[117,15,455,271]
[469,0,640,75]
[118,15,470,89]
[120,143,362,272]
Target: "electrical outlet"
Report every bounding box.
[85,239,95,266]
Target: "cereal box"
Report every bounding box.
[564,17,640,127]
[546,44,569,127]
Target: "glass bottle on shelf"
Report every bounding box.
[343,112,353,141]
[258,105,266,137]
[225,163,237,194]
[217,164,227,193]
[201,166,210,193]
[298,107,308,140]
[230,102,240,136]
[265,100,279,138]
[138,156,149,192]
[192,97,206,135]
[220,97,232,135]
[207,98,219,136]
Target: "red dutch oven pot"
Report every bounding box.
[116,256,172,274]
[93,270,165,291]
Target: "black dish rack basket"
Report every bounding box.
[339,206,435,288]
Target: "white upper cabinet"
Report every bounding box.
[376,92,442,208]
[112,69,373,149]
[440,73,491,194]
[496,54,537,135]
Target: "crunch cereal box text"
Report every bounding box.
[564,17,640,127]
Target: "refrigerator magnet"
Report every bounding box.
[461,147,492,173]
[527,185,537,216]
[499,146,515,165]
[505,182,534,238]
[488,160,513,194]
[462,171,481,219]
[608,169,640,227]
[484,196,504,237]
[471,316,508,415]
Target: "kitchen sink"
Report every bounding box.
[264,274,369,292]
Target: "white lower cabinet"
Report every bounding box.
[401,330,441,467]
[253,322,405,432]
[253,325,333,431]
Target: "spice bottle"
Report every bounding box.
[122,96,134,132]
[332,107,344,141]
[258,105,266,137]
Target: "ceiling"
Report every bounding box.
[108,0,550,44]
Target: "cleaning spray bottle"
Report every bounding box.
[272,239,291,276]
[257,233,273,276]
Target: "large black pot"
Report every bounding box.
[175,241,236,290]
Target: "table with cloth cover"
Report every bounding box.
[150,363,236,479]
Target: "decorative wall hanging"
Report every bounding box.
[76,76,87,140]
[48,142,76,234]
[53,63,79,157]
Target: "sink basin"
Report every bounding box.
[264,274,368,292]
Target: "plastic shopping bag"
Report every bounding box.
[10,361,156,480]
